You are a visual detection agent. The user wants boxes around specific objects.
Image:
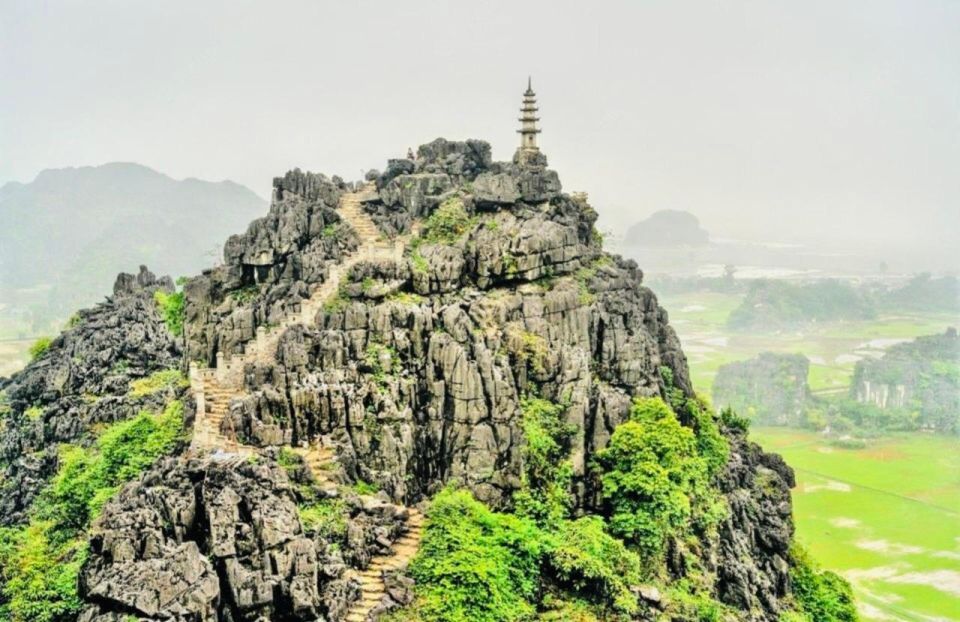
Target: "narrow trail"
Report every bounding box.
[344,509,425,622]
[188,183,402,454]
[187,183,427,620]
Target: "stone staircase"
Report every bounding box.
[189,183,403,454]
[293,441,339,494]
[345,509,425,622]
[188,184,427,619]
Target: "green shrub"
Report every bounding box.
[662,579,731,622]
[720,406,751,432]
[39,401,185,532]
[128,368,187,398]
[154,290,185,336]
[545,516,643,614]
[420,197,475,244]
[0,522,86,622]
[513,397,575,528]
[299,498,348,539]
[408,488,548,622]
[789,545,858,622]
[28,337,52,361]
[596,397,712,559]
[0,401,184,622]
[351,479,380,496]
[24,406,43,422]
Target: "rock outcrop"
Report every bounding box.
[0,265,182,524]
[78,454,410,622]
[1,139,804,622]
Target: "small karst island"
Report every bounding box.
[0,83,853,622]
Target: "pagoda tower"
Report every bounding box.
[517,77,541,152]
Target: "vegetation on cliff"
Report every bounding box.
[0,401,184,622]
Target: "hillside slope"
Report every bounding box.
[0,140,854,622]
[0,162,266,324]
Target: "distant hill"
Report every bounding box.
[727,279,877,330]
[0,163,266,325]
[626,210,709,247]
[713,352,812,426]
[851,328,959,434]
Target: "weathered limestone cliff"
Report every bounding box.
[0,139,801,622]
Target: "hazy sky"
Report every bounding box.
[2,0,958,261]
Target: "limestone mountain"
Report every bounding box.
[0,162,266,325]
[626,210,709,248]
[0,135,854,622]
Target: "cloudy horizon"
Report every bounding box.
[2,0,957,267]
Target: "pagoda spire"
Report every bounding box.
[517,77,540,152]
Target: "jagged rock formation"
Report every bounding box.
[0,266,182,524]
[1,138,801,622]
[77,454,413,622]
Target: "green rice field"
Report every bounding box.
[657,290,958,396]
[752,428,960,621]
[654,287,959,620]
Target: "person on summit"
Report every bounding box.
[406,147,415,160]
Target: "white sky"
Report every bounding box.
[2,0,957,260]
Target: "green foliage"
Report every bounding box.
[719,406,751,432]
[364,342,397,390]
[410,246,429,275]
[153,289,185,336]
[23,406,43,422]
[351,479,380,496]
[590,227,604,248]
[0,401,184,622]
[321,223,338,238]
[662,579,731,622]
[508,329,549,375]
[40,401,184,532]
[788,545,858,622]
[545,516,642,614]
[419,197,475,245]
[513,397,575,528]
[0,523,86,622]
[388,291,425,305]
[408,488,548,622]
[596,397,713,558]
[228,284,259,304]
[688,398,730,476]
[28,337,52,361]
[128,368,187,398]
[728,279,876,330]
[299,498,348,540]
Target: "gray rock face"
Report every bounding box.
[80,455,406,622]
[0,265,182,525]
[715,430,796,618]
[1,138,803,622]
[197,141,692,512]
[184,172,358,364]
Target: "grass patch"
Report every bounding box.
[28,337,52,361]
[752,427,960,621]
[128,368,187,398]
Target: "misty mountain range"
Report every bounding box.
[0,163,266,324]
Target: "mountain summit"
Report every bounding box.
[0,123,850,620]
